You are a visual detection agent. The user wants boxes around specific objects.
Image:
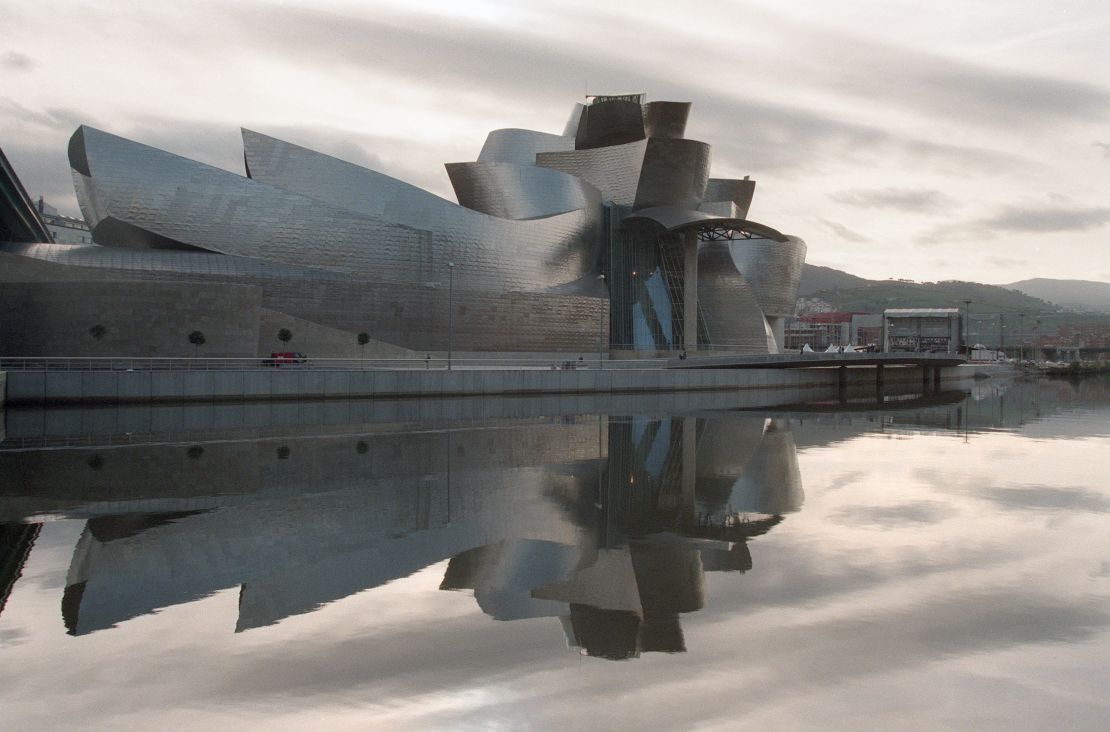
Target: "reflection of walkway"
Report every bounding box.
[3,414,804,659]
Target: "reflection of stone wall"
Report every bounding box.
[0,281,261,358]
[0,418,604,520]
[47,420,601,634]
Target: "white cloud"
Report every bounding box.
[1,0,1107,281]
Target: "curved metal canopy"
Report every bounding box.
[624,206,789,242]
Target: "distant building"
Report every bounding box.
[784,311,885,350]
[784,311,857,350]
[882,308,961,354]
[1041,324,1110,362]
[795,296,834,314]
[849,313,883,348]
[36,198,92,244]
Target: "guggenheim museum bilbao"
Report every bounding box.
[0,95,806,358]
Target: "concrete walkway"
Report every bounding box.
[2,363,970,405]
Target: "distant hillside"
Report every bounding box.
[806,279,1058,315]
[798,264,870,296]
[1006,278,1110,313]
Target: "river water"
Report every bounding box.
[0,376,1107,730]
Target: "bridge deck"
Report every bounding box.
[666,352,965,369]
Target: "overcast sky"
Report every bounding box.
[2,0,1108,283]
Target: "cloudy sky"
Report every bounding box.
[2,0,1108,283]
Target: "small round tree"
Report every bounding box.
[89,324,107,341]
[188,330,206,357]
[277,328,292,347]
[357,332,370,356]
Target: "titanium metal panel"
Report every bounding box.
[477,128,575,165]
[642,102,691,140]
[561,103,586,138]
[696,241,776,353]
[703,178,756,219]
[240,130,601,291]
[537,140,710,211]
[445,161,602,219]
[575,99,646,150]
[633,139,711,210]
[696,200,744,219]
[536,140,648,206]
[728,235,807,317]
[74,127,601,296]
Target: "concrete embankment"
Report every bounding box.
[3,364,968,405]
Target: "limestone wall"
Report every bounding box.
[0,281,261,357]
[257,308,418,359]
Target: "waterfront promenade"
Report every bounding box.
[1,353,963,405]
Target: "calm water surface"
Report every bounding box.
[1,377,1107,729]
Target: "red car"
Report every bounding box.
[263,351,308,367]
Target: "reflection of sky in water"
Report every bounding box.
[0,379,1107,729]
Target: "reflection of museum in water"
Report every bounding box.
[0,413,802,660]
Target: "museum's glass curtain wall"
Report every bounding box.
[608,227,711,353]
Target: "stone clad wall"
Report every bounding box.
[257,308,418,359]
[3,364,965,405]
[0,281,261,357]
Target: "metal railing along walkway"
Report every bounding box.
[0,356,662,372]
[0,351,965,373]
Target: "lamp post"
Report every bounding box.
[1034,318,1041,364]
[447,261,455,371]
[1018,313,1026,362]
[963,299,972,361]
[597,273,606,369]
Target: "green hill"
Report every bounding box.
[798,263,870,295]
[1006,278,1110,313]
[807,279,1058,315]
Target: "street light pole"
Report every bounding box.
[1034,318,1041,364]
[1018,313,1026,362]
[597,273,606,370]
[999,313,1006,359]
[447,261,455,371]
[963,299,972,361]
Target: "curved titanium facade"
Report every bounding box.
[6,94,807,356]
[696,241,777,352]
[703,178,756,219]
[642,102,691,140]
[477,129,574,165]
[574,99,646,150]
[633,139,711,210]
[536,140,649,206]
[728,235,807,317]
[445,161,601,220]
